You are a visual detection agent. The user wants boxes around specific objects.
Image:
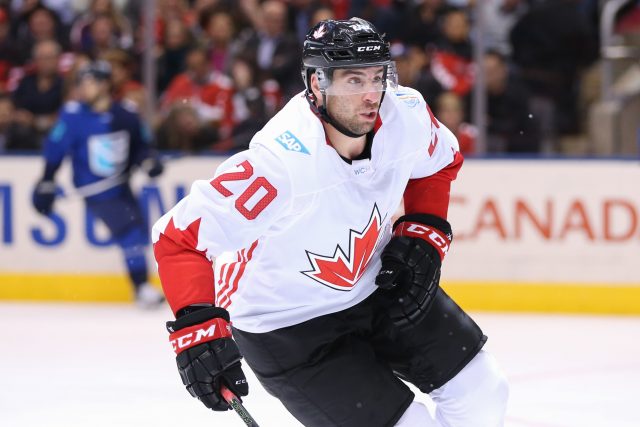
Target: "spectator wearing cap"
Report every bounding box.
[11,39,65,138]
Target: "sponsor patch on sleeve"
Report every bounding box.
[275,131,310,155]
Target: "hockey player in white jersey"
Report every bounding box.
[153,17,508,426]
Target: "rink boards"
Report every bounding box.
[0,156,639,314]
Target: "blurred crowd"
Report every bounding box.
[0,0,638,155]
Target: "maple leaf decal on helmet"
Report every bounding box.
[313,23,327,39]
[302,204,384,291]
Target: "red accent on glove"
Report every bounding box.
[394,221,450,261]
[169,317,233,354]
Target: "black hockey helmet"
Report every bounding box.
[301,18,397,137]
[77,60,112,82]
[303,17,391,69]
[302,18,395,93]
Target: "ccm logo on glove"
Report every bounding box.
[169,317,232,353]
[394,222,450,261]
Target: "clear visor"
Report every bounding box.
[316,62,398,96]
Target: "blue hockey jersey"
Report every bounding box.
[42,101,152,201]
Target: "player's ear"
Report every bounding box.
[310,73,323,106]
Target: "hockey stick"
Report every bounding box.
[60,173,130,199]
[220,385,260,427]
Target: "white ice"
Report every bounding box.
[1,303,639,427]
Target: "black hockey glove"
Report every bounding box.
[166,306,248,411]
[32,180,57,215]
[141,157,164,178]
[375,214,452,328]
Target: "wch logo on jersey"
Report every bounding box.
[275,131,310,155]
[302,204,384,291]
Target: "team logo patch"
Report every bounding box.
[275,131,310,155]
[302,204,385,291]
[395,92,420,108]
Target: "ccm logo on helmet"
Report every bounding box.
[357,45,381,52]
[170,324,217,351]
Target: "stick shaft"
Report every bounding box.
[220,385,260,427]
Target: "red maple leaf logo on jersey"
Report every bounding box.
[302,204,384,291]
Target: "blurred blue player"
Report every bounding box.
[32,60,165,308]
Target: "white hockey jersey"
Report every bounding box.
[152,86,461,333]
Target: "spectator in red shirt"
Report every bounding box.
[160,46,234,137]
[0,7,21,91]
[431,8,474,97]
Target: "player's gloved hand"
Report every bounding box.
[32,180,57,215]
[141,157,164,178]
[166,306,248,411]
[375,214,452,328]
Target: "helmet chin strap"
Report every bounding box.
[305,91,384,139]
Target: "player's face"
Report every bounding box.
[78,76,108,104]
[326,67,384,135]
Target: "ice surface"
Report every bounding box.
[1,303,638,427]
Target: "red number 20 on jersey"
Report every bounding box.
[210,160,278,220]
